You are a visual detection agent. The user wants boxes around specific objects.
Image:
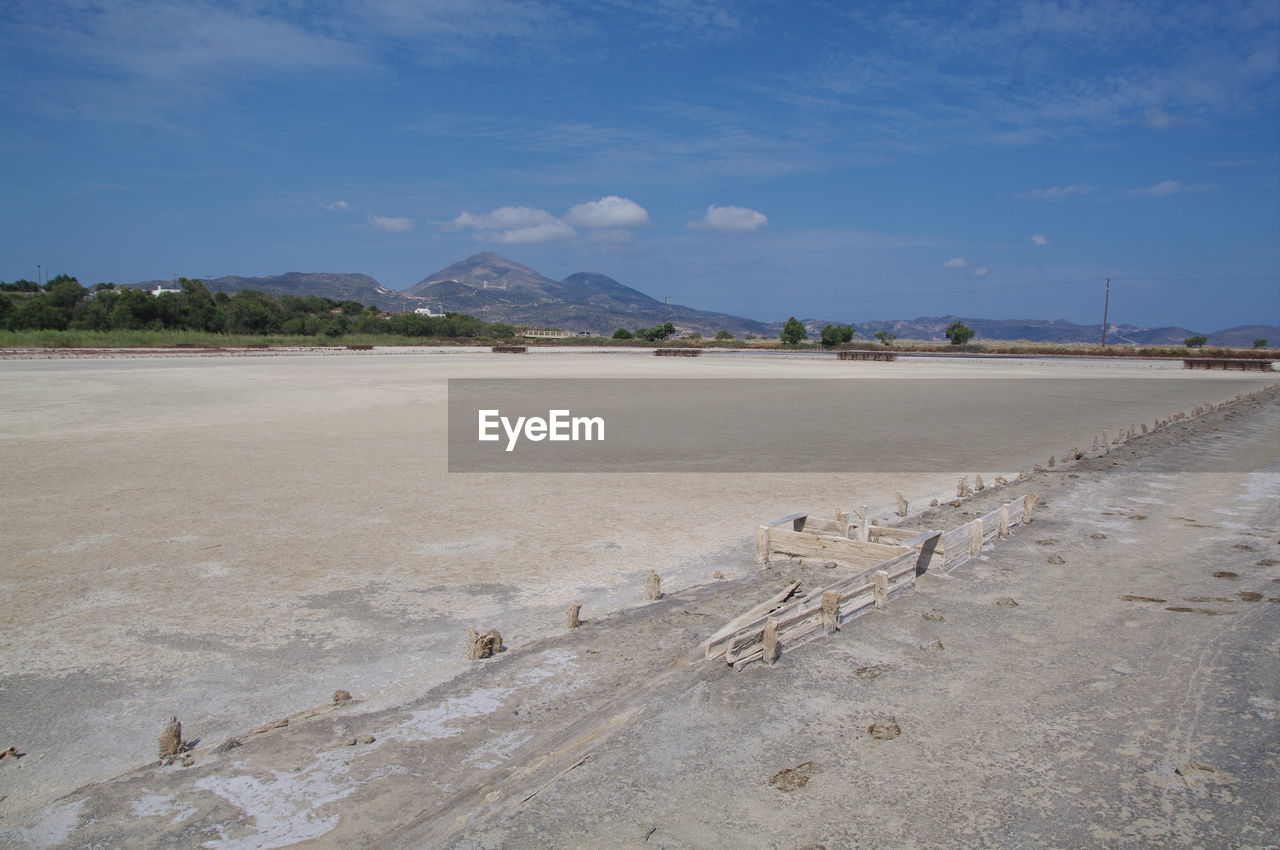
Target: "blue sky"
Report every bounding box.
[2,0,1278,330]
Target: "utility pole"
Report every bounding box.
[663,295,670,324]
[36,264,41,287]
[1101,278,1111,346]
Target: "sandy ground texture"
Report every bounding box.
[0,348,1275,831]
[0,368,1275,848]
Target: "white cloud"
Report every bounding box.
[451,206,574,244]
[942,257,968,269]
[369,215,414,232]
[1144,106,1176,129]
[970,267,990,278]
[1127,180,1219,198]
[564,196,651,229]
[322,200,349,210]
[1030,234,1050,246]
[687,204,768,234]
[1016,185,1098,201]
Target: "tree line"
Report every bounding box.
[0,276,518,339]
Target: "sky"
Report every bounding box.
[2,0,1278,330]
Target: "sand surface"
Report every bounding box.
[0,348,1275,824]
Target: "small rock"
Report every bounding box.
[1237,591,1263,602]
[712,571,725,579]
[995,597,1019,608]
[919,639,944,652]
[342,738,358,747]
[333,690,352,703]
[929,498,938,507]
[854,663,892,679]
[1212,571,1238,579]
[1034,538,1058,546]
[769,761,815,792]
[921,609,945,622]
[358,735,376,745]
[1047,555,1066,565]
[181,755,195,767]
[867,717,901,740]
[212,738,242,754]
[1090,532,1108,540]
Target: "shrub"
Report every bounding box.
[1184,335,1208,348]
[780,316,808,344]
[945,321,975,345]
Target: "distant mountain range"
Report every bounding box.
[134,253,1276,346]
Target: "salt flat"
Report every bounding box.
[0,348,1274,816]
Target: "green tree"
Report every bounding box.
[780,316,808,344]
[612,328,634,339]
[1183,335,1208,348]
[874,330,897,346]
[820,324,853,348]
[8,296,70,330]
[225,290,283,334]
[945,321,975,345]
[714,330,733,340]
[178,278,220,331]
[1254,338,1268,348]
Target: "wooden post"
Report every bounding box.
[1022,493,1038,524]
[857,506,870,542]
[873,570,889,610]
[465,628,501,660]
[762,617,779,666]
[645,570,663,601]
[998,503,1010,537]
[836,510,849,537]
[821,591,841,633]
[755,525,770,564]
[895,493,908,517]
[1092,434,1100,451]
[565,603,582,629]
[158,716,184,759]
[1047,456,1055,468]
[969,518,983,556]
[956,476,969,498]
[974,474,985,492]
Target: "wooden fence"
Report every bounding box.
[1183,358,1273,371]
[836,350,896,361]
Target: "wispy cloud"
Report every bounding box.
[970,266,989,278]
[942,257,968,269]
[1127,180,1219,198]
[687,205,768,234]
[450,206,575,244]
[369,215,414,232]
[1030,234,1049,246]
[322,200,350,211]
[1016,185,1098,201]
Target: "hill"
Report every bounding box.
[129,256,1276,344]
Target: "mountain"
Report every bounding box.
[835,316,1278,346]
[134,272,419,312]
[402,252,776,336]
[129,256,1277,345]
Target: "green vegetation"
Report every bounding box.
[780,316,808,344]
[945,321,975,345]
[874,330,897,346]
[0,276,517,342]
[819,323,854,348]
[612,328,634,339]
[714,330,734,340]
[1183,335,1208,348]
[1253,337,1267,348]
[636,321,676,341]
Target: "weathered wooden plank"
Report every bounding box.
[702,581,801,660]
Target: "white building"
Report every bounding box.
[150,287,182,297]
[414,306,444,317]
